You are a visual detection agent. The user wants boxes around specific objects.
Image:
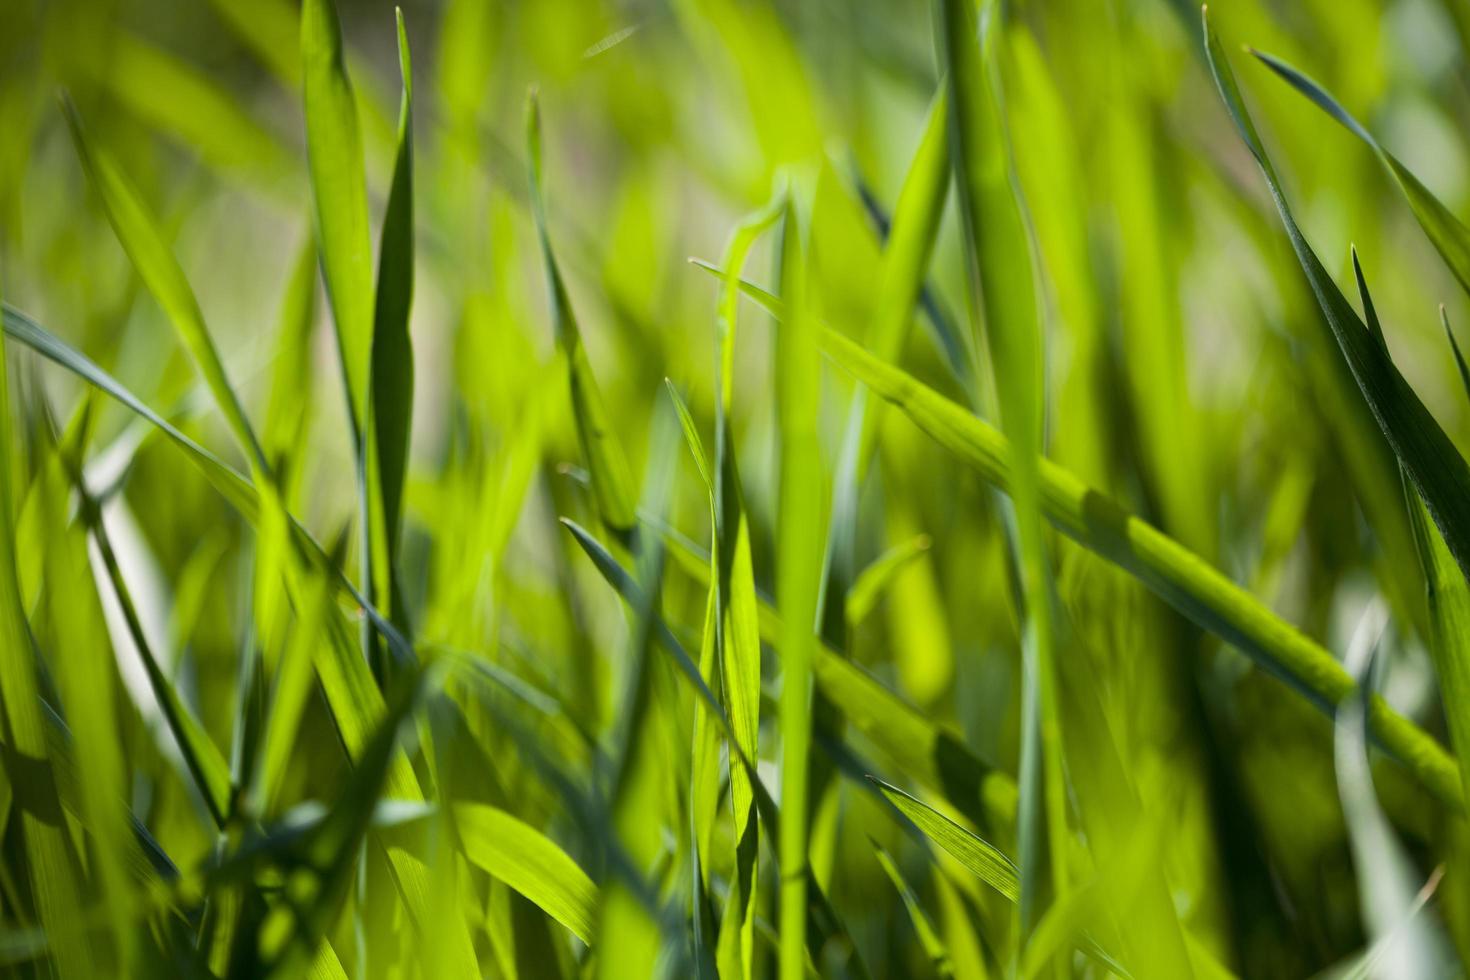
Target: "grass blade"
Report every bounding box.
[1204,12,1470,593]
[302,0,374,437]
[454,802,599,944]
[871,777,1020,902]
[695,269,1464,811]
[1250,48,1470,301]
[774,198,824,980]
[62,97,268,476]
[365,8,416,636]
[872,840,956,978]
[526,91,638,538]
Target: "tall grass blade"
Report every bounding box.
[526,92,638,539]
[1204,13,1470,592]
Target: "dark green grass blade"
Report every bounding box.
[526,91,637,538]
[1204,13,1470,592]
[365,8,416,636]
[871,840,955,978]
[1250,48,1470,300]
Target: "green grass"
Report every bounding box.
[6,0,1470,977]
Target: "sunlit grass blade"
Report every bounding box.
[526,91,637,539]
[1203,13,1470,591]
[454,802,599,944]
[365,8,416,637]
[820,85,949,646]
[774,197,824,980]
[871,777,1020,902]
[301,0,375,438]
[697,269,1464,810]
[0,298,92,978]
[661,520,1016,836]
[61,96,268,477]
[711,190,784,980]
[35,445,134,968]
[937,0,1059,938]
[0,304,412,661]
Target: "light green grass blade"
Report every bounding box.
[0,287,91,979]
[61,97,268,476]
[872,841,955,978]
[0,304,411,659]
[845,534,931,629]
[820,86,949,646]
[1203,13,1470,592]
[872,777,1020,902]
[526,91,637,538]
[1406,310,1470,827]
[775,198,824,980]
[302,0,375,437]
[712,192,784,980]
[938,0,1058,937]
[454,802,599,944]
[365,8,416,635]
[35,450,134,970]
[696,270,1463,811]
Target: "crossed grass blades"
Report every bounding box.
[4,0,1470,977]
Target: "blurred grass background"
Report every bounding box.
[5,0,1470,976]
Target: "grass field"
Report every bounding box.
[6,0,1470,976]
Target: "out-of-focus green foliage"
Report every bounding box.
[7,0,1470,976]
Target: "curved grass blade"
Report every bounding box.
[302,0,374,436]
[453,802,599,944]
[1250,48,1470,301]
[871,840,955,978]
[690,268,1465,811]
[1204,13,1470,593]
[526,91,637,538]
[61,96,268,476]
[0,304,414,663]
[365,8,416,637]
[845,534,931,629]
[871,777,1020,902]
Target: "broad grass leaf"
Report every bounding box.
[454,802,599,944]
